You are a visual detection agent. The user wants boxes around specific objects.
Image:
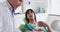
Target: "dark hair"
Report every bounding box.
[25,9,36,23]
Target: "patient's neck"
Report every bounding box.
[29,19,36,24]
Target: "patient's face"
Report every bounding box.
[27,10,35,20]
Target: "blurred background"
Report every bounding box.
[0,0,60,32]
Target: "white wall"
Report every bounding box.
[0,0,7,2]
[50,0,60,15]
[23,0,48,13]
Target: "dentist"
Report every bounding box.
[0,0,22,32]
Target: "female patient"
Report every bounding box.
[23,9,36,32]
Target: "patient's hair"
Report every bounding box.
[25,9,36,23]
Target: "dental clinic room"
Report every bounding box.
[0,0,60,32]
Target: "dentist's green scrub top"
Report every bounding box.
[23,23,47,32]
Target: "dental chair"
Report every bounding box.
[19,18,28,32]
